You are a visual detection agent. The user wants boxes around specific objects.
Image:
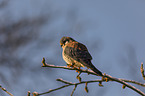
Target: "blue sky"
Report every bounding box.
[0,0,145,96]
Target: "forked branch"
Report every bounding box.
[35,58,145,96]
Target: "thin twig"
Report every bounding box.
[38,79,103,95]
[56,78,74,85]
[0,84,13,96]
[38,84,70,95]
[141,62,145,80]
[71,85,77,96]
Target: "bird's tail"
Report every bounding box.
[84,61,103,76]
[89,64,103,76]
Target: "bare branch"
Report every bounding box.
[120,79,145,87]
[38,79,103,95]
[42,62,145,87]
[38,84,70,95]
[56,78,74,85]
[141,62,145,80]
[41,58,145,96]
[0,84,13,96]
[42,63,97,75]
[71,85,77,96]
[104,74,145,96]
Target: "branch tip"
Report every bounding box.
[84,86,89,93]
[56,78,73,84]
[42,57,46,66]
[98,81,103,87]
[32,92,39,96]
[27,91,31,96]
[140,62,145,80]
[122,85,126,89]
[56,78,62,81]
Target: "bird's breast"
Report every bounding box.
[62,49,72,64]
[62,48,84,67]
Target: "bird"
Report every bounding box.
[60,36,103,76]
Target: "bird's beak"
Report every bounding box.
[60,43,63,47]
[60,42,63,47]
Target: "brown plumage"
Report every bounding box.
[60,36,103,76]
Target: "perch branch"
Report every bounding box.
[41,58,145,96]
[42,63,145,86]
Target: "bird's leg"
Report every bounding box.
[66,63,71,67]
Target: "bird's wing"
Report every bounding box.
[64,41,92,63]
[64,41,103,76]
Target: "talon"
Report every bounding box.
[67,64,71,68]
[67,63,74,68]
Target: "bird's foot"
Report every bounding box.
[67,63,74,68]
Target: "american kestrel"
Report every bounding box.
[60,36,103,76]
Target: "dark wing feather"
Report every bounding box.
[64,41,103,76]
[64,42,92,62]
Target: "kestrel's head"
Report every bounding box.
[60,37,75,47]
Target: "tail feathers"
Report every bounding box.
[80,60,103,76]
[90,66,103,76]
[86,62,103,76]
